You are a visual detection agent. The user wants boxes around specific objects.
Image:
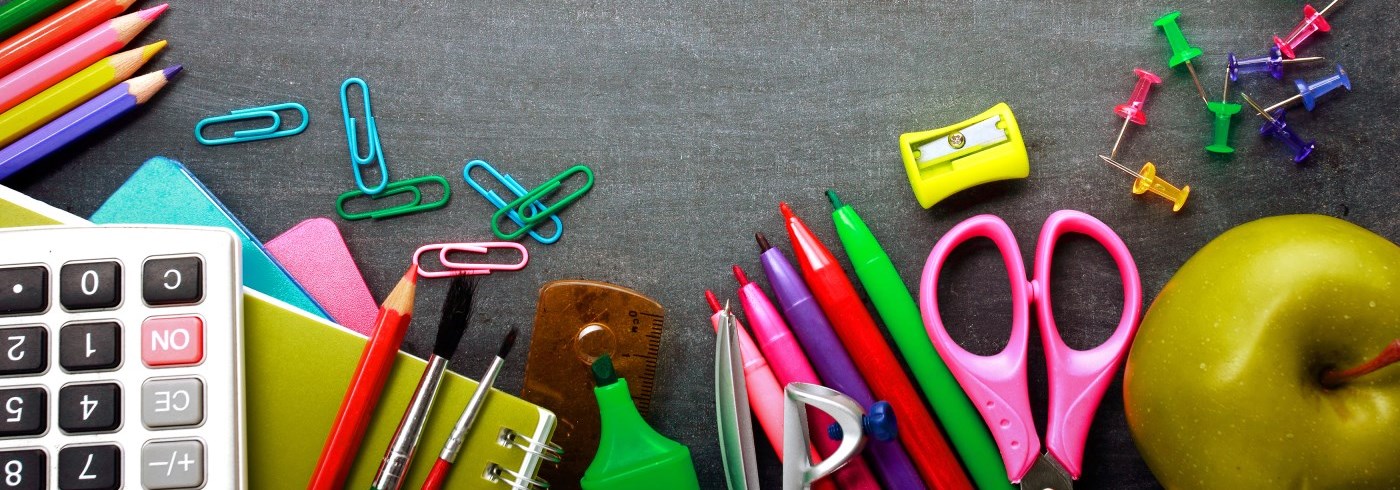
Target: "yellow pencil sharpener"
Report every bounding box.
[898,102,1029,208]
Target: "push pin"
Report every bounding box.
[1227,47,1325,81]
[1110,68,1162,159]
[1262,64,1351,113]
[1205,101,1241,154]
[1098,155,1190,212]
[1241,92,1316,163]
[1154,11,1210,106]
[1273,0,1343,59]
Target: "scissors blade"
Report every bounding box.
[1019,453,1074,490]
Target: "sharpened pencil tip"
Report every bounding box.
[139,3,169,20]
[162,65,183,78]
[142,40,168,61]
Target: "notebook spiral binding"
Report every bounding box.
[488,427,565,489]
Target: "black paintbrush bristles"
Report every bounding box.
[433,276,478,358]
[497,328,518,359]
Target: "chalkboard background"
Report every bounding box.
[9,0,1398,488]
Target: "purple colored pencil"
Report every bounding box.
[756,233,926,490]
[0,64,180,180]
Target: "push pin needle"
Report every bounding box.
[1155,11,1210,106]
[1110,68,1162,159]
[1275,0,1344,58]
[1098,154,1190,212]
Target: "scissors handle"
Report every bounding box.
[918,214,1040,482]
[1031,210,1142,479]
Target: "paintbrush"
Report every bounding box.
[371,276,477,490]
[420,328,523,490]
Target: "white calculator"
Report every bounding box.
[0,225,245,489]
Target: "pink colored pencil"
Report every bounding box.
[0,4,164,114]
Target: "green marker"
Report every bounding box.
[580,355,700,490]
[826,190,1013,490]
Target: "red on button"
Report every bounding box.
[142,316,204,366]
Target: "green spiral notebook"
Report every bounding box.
[0,185,559,489]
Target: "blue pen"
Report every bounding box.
[755,233,927,490]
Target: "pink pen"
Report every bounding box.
[733,267,883,490]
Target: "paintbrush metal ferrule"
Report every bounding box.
[439,355,507,463]
[372,355,451,490]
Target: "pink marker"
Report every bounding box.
[732,267,883,490]
[1272,2,1337,59]
[1109,68,1162,159]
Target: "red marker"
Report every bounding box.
[780,202,973,490]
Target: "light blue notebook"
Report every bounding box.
[91,156,331,320]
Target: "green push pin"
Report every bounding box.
[1205,101,1241,154]
[1154,11,1210,106]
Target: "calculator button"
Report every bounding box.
[0,448,45,490]
[57,445,119,490]
[0,388,46,437]
[59,322,121,372]
[0,327,46,375]
[142,378,204,428]
[141,317,204,367]
[142,257,203,306]
[0,267,46,316]
[141,440,204,489]
[58,383,120,434]
[59,262,121,311]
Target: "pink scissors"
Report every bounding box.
[917,210,1142,489]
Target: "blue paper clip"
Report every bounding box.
[340,77,389,195]
[194,103,309,145]
[464,159,563,244]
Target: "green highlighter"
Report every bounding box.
[580,355,700,490]
[826,190,1013,490]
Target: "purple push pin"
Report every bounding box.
[1242,93,1314,163]
[1262,64,1351,113]
[1227,46,1325,81]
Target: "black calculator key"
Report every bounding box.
[142,257,202,306]
[58,383,120,434]
[0,267,46,316]
[59,323,120,372]
[0,327,45,375]
[0,388,45,437]
[57,445,119,490]
[0,448,45,490]
[58,262,121,311]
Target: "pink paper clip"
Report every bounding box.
[413,242,529,278]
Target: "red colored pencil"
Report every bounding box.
[0,0,137,79]
[780,202,973,490]
[309,266,418,490]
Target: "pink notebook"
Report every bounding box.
[265,217,379,334]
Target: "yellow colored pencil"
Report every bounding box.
[0,40,164,147]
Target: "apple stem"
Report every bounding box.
[1322,339,1400,389]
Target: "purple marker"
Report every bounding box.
[756,232,926,490]
[0,65,182,180]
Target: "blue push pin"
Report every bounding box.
[1227,46,1325,81]
[1262,64,1351,113]
[1242,93,1315,164]
[828,400,897,442]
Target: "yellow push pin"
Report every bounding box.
[1098,154,1190,212]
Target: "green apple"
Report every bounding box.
[1124,214,1400,489]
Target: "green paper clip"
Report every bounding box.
[1154,11,1202,68]
[492,165,594,240]
[336,175,451,220]
[194,103,309,146]
[1205,101,1241,154]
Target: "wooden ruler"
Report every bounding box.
[521,279,666,488]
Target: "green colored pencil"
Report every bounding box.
[827,189,1014,490]
[0,0,75,38]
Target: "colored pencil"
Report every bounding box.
[0,64,178,180]
[0,40,164,148]
[0,0,75,39]
[732,266,883,490]
[755,233,927,490]
[0,4,164,114]
[0,0,138,78]
[309,266,418,490]
[780,202,973,490]
[827,190,1014,490]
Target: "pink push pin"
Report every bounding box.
[1111,68,1162,159]
[1273,0,1342,59]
